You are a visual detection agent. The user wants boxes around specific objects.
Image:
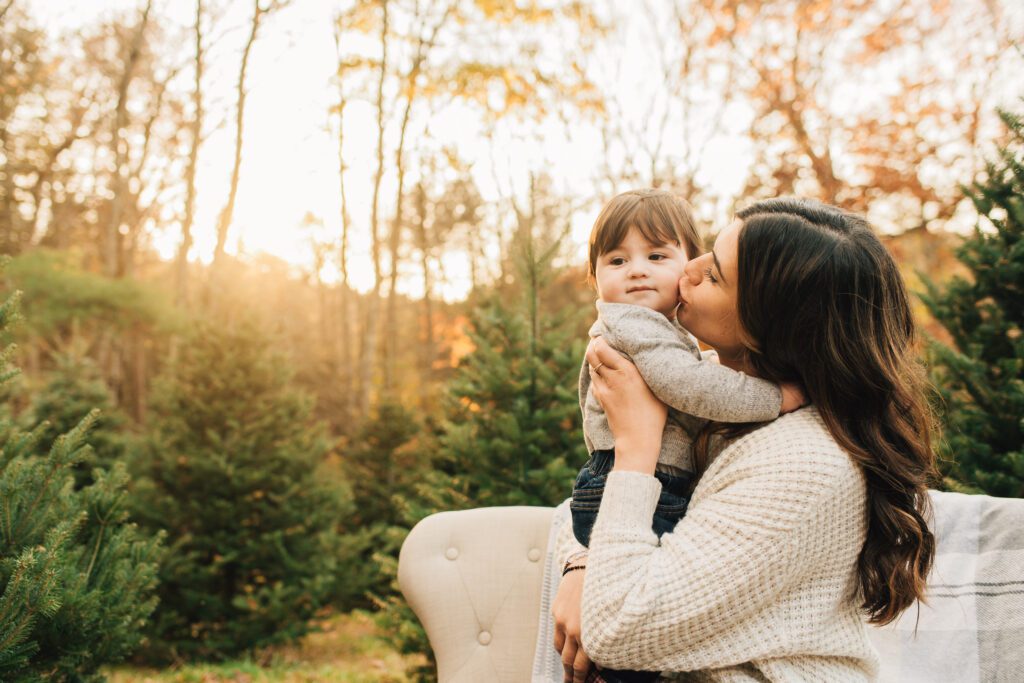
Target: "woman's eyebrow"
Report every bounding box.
[711,250,728,285]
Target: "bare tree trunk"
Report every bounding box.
[381,2,453,396]
[358,0,389,415]
[105,0,153,277]
[177,0,203,307]
[414,180,435,408]
[333,19,355,422]
[212,0,264,272]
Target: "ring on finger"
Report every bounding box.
[591,362,605,374]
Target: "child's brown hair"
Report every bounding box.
[586,189,701,285]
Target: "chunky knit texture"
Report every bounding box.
[580,302,781,472]
[559,407,879,682]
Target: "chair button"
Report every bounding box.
[478,630,492,645]
[528,548,541,562]
[445,547,459,560]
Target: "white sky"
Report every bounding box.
[29,0,766,300]
[29,0,1023,300]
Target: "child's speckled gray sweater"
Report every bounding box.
[579,301,782,472]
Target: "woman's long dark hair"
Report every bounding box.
[703,198,937,625]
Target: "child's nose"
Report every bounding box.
[628,260,649,277]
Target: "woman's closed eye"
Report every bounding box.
[704,267,718,284]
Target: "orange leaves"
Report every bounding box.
[472,0,555,24]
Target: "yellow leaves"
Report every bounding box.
[473,0,555,24]
[336,0,382,35]
[336,55,379,78]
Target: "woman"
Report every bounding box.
[552,198,937,682]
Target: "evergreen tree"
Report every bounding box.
[134,317,351,661]
[0,292,163,681]
[422,292,585,510]
[922,106,1024,498]
[423,189,588,511]
[337,401,422,608]
[378,181,589,681]
[28,352,128,489]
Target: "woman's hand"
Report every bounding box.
[586,337,667,475]
[553,569,592,683]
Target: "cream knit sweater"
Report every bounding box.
[558,407,879,682]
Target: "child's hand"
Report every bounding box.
[779,382,807,414]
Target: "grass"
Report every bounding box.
[107,610,426,683]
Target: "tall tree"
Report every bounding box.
[105,0,153,278]
[212,0,290,274]
[0,5,97,255]
[381,0,456,396]
[406,159,483,408]
[360,0,389,414]
[331,15,356,425]
[922,106,1024,498]
[333,0,602,416]
[176,0,205,307]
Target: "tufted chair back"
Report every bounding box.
[398,506,554,682]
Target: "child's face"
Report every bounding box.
[595,227,688,318]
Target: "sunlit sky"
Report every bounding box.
[31,1,1022,300]
[31,0,767,300]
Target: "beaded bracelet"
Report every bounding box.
[562,564,586,576]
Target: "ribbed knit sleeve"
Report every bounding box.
[596,302,782,423]
[579,409,874,679]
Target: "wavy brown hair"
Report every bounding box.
[698,198,937,626]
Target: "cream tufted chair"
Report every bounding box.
[398,493,1024,683]
[398,506,554,682]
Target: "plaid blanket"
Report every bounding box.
[869,490,1024,682]
[533,491,1024,682]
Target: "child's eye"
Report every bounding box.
[609,257,626,266]
[704,267,718,284]
[649,253,667,261]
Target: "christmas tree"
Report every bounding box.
[423,186,587,512]
[0,291,163,681]
[28,352,128,489]
[133,317,351,660]
[922,106,1024,498]
[338,401,422,608]
[378,183,589,681]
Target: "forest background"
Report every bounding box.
[2,0,1023,680]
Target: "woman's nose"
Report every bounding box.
[682,259,701,285]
